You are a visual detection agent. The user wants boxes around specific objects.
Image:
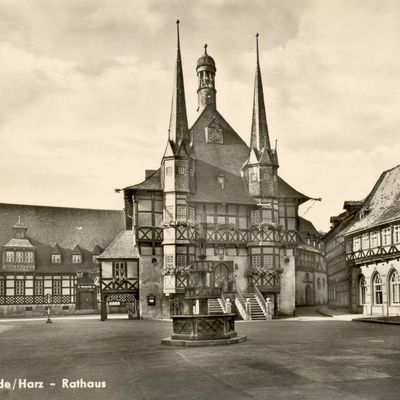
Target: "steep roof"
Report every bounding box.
[4,238,35,249]
[98,230,139,260]
[0,203,125,272]
[124,169,162,191]
[124,105,310,205]
[188,106,255,204]
[298,217,321,237]
[346,164,400,235]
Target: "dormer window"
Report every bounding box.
[5,251,14,262]
[25,252,34,263]
[216,174,225,190]
[51,254,61,264]
[166,166,172,176]
[16,251,24,262]
[250,173,257,182]
[92,255,98,264]
[72,254,82,264]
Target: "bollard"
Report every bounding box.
[225,298,232,314]
[245,298,252,320]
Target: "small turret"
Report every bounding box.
[196,44,217,113]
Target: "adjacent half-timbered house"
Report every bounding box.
[344,165,400,316]
[0,203,124,316]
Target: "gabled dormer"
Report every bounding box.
[71,244,83,264]
[51,243,62,264]
[92,245,103,264]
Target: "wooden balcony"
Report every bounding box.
[101,277,139,293]
[136,226,163,243]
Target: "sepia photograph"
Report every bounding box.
[0,1,399,399]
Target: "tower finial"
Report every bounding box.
[176,20,180,50]
[204,43,208,55]
[256,33,260,65]
[249,31,272,153]
[168,19,189,145]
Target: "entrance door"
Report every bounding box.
[79,291,94,310]
[305,285,313,305]
[213,263,232,292]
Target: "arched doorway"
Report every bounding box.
[213,263,233,292]
[305,284,313,305]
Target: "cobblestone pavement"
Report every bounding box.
[0,317,399,400]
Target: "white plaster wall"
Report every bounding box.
[279,250,295,315]
[360,259,400,316]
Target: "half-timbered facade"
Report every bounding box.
[0,203,124,316]
[102,23,327,319]
[323,201,362,308]
[344,165,400,316]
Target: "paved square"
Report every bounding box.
[0,317,399,399]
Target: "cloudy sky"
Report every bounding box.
[1,0,399,232]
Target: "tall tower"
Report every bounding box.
[242,34,279,203]
[161,21,196,299]
[162,20,195,194]
[196,44,217,113]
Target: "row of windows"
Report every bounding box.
[359,270,400,305]
[165,166,194,176]
[4,251,97,265]
[51,254,86,264]
[4,250,34,263]
[352,225,400,251]
[250,173,278,183]
[0,277,75,296]
[250,209,277,225]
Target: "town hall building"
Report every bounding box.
[98,22,327,320]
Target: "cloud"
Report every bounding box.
[0,0,400,232]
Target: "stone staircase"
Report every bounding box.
[208,298,224,314]
[242,293,267,320]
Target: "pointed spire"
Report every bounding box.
[168,20,189,146]
[250,33,271,152]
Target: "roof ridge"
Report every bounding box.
[0,202,122,213]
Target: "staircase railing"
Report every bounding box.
[254,285,271,320]
[234,288,248,320]
[219,293,227,313]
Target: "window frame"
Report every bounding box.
[72,254,82,264]
[112,261,127,278]
[390,270,400,304]
[359,275,367,305]
[373,274,383,305]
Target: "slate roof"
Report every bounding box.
[124,169,162,191]
[4,238,35,248]
[97,230,139,260]
[346,164,400,235]
[0,203,125,272]
[298,217,319,236]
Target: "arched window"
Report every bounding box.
[373,274,383,305]
[390,270,400,304]
[359,275,367,305]
[317,278,321,289]
[304,272,310,281]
